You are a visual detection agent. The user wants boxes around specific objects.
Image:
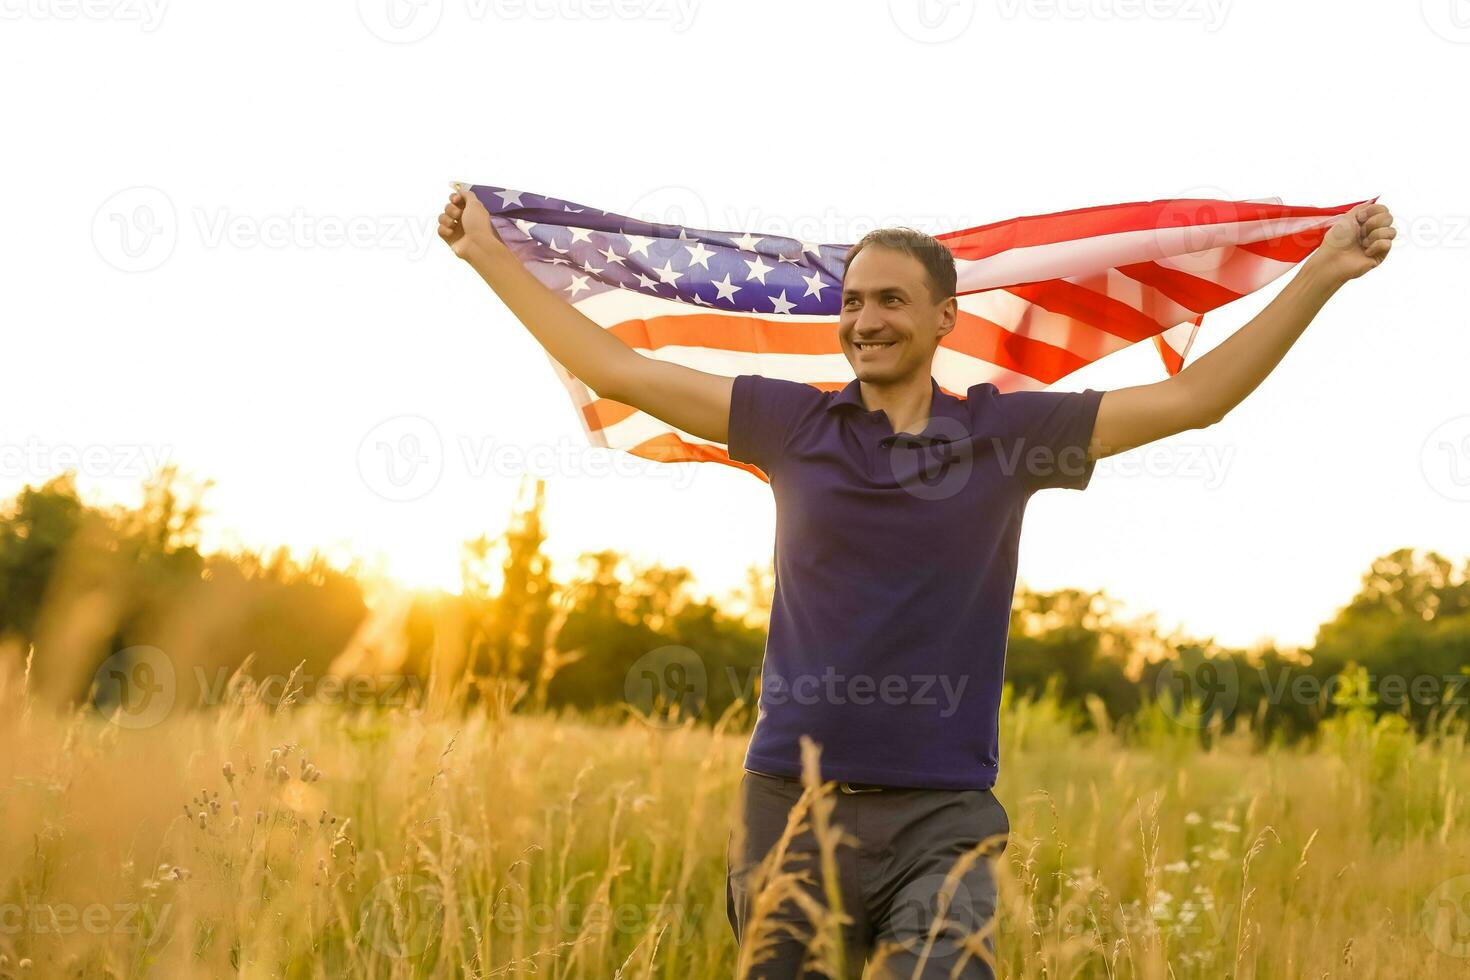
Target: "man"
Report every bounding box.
[437,188,1395,977]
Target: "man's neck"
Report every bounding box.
[858,372,935,436]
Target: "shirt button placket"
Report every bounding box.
[873,428,895,478]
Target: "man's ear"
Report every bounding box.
[935,297,958,340]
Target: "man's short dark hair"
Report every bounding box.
[842,227,957,304]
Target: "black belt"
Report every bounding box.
[746,768,891,794]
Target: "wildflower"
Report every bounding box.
[1163,860,1191,873]
[1211,820,1241,834]
[1184,812,1202,825]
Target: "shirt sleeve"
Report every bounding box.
[727,375,822,476]
[999,387,1107,492]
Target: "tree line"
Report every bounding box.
[1,468,1466,740]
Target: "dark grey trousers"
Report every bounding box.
[725,770,1010,979]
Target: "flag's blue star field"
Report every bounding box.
[473,185,853,317]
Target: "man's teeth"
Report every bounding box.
[857,341,895,350]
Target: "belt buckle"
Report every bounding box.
[838,781,883,794]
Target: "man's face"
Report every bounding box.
[838,247,957,385]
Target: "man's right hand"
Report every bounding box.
[438,186,502,260]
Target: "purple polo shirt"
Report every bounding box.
[728,374,1105,791]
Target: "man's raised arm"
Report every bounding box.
[1088,202,1397,460]
[438,187,734,444]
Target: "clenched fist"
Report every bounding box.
[1308,201,1396,285]
[438,185,503,260]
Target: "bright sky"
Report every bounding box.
[3,0,1468,651]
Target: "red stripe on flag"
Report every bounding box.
[1117,262,1242,314]
[940,198,1367,261]
[626,433,770,482]
[1003,279,1172,345]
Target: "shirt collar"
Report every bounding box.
[827,378,869,412]
[826,377,971,445]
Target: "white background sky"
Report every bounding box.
[2,0,1467,650]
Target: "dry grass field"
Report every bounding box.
[3,660,1469,979]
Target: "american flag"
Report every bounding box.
[462,183,1370,481]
